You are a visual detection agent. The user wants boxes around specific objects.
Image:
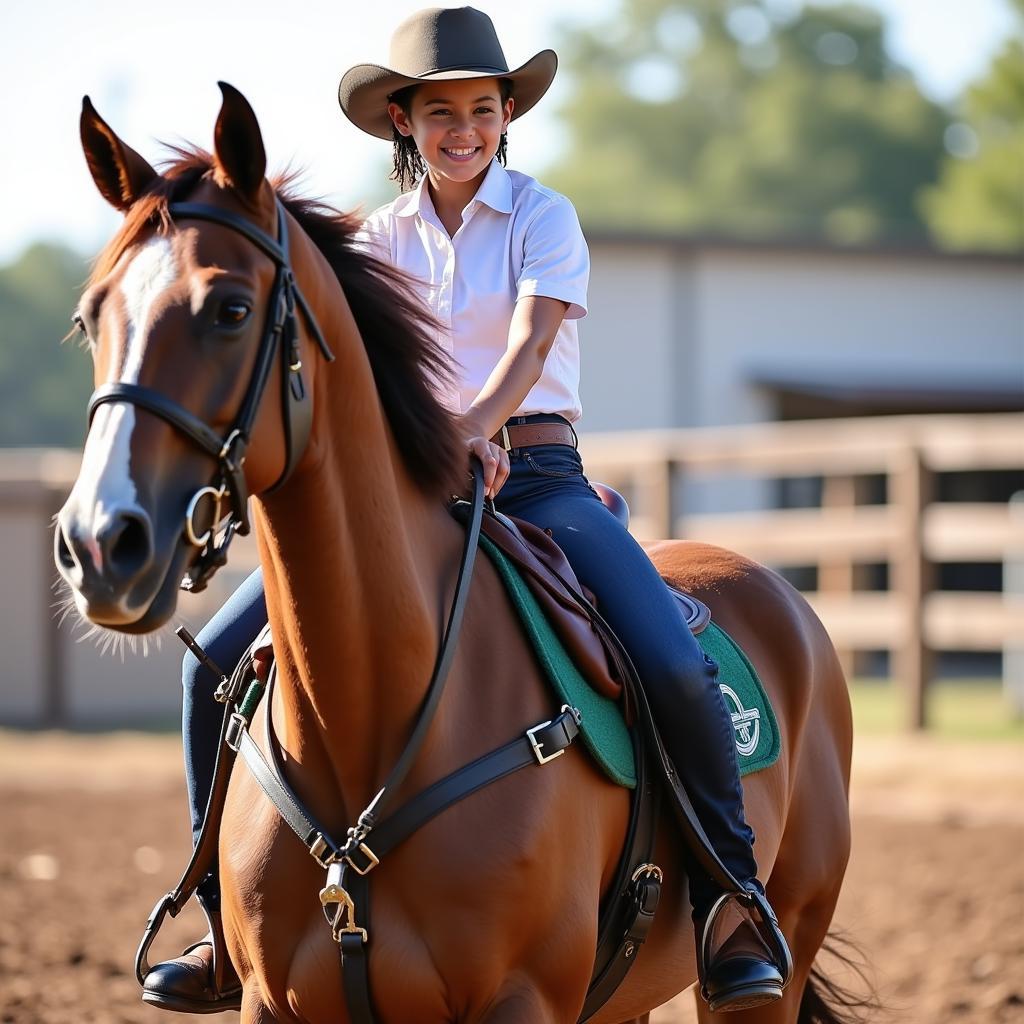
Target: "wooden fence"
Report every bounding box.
[578,412,1024,729]
[1,413,1021,729]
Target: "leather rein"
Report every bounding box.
[86,197,335,593]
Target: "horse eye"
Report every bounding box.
[217,301,251,326]
[71,311,92,347]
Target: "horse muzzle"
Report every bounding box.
[55,497,183,630]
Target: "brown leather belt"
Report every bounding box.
[489,422,576,451]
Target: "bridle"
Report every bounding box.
[86,197,335,592]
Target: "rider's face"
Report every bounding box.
[388,77,513,187]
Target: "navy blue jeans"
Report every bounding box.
[181,416,758,915]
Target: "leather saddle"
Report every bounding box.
[448,499,710,708]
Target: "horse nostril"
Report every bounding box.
[55,522,77,573]
[100,510,153,579]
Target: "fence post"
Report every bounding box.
[42,484,66,727]
[890,446,933,730]
[640,457,674,539]
[819,474,872,682]
[1004,492,1024,719]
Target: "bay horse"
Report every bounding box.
[55,84,858,1023]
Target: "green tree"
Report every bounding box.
[0,243,93,446]
[920,1,1024,252]
[544,0,950,244]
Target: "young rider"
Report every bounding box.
[146,6,791,1015]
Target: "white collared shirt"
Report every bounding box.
[357,160,589,421]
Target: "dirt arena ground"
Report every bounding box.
[0,730,1020,1024]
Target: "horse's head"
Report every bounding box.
[55,83,333,633]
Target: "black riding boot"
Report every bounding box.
[650,650,792,1011]
[141,875,242,1014]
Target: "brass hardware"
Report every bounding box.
[319,867,368,944]
[309,834,336,868]
[344,842,380,876]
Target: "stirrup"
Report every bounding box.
[140,887,241,1013]
[698,886,794,999]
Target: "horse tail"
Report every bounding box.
[798,932,882,1024]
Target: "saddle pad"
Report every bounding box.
[479,534,637,788]
[478,536,782,786]
[694,621,781,776]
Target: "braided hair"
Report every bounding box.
[388,79,513,192]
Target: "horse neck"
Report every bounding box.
[254,272,459,821]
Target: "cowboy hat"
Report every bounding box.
[338,7,557,141]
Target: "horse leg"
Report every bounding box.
[239,983,287,1024]
[478,995,557,1023]
[481,1004,650,1024]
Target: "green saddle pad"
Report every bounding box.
[478,535,781,788]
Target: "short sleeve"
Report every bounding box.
[353,208,391,262]
[516,196,589,320]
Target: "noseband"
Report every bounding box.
[87,198,335,592]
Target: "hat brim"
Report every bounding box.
[338,49,558,141]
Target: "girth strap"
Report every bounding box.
[579,732,660,1022]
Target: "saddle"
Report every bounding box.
[450,504,711,706]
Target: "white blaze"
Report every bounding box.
[70,237,179,573]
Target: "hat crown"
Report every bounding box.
[389,7,510,77]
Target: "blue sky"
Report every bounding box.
[1,0,1017,263]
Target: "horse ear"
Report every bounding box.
[80,96,158,211]
[212,82,267,201]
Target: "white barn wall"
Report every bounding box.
[0,509,48,724]
[581,240,1023,515]
[695,250,1024,414]
[579,243,682,431]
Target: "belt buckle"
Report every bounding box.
[500,424,512,452]
[526,719,564,765]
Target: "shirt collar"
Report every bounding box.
[473,160,513,214]
[393,159,513,219]
[393,176,430,218]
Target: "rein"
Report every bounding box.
[86,197,335,593]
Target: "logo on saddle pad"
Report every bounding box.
[720,684,761,758]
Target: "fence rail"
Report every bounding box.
[1,414,1021,729]
[579,412,1024,729]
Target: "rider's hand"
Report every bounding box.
[465,434,509,500]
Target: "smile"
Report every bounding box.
[442,146,482,161]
